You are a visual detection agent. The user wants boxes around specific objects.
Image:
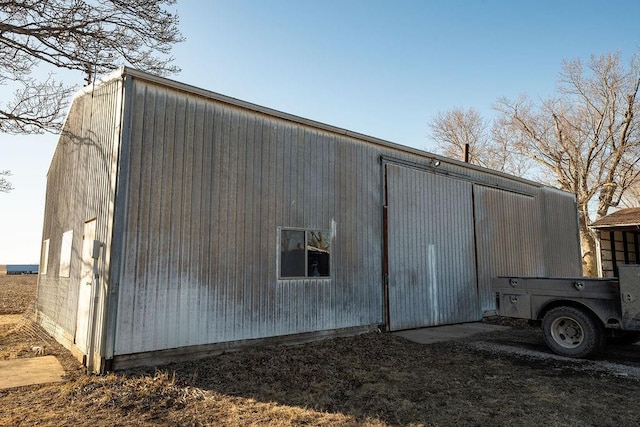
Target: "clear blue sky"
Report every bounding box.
[1,0,639,263]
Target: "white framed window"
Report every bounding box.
[41,239,50,275]
[59,230,73,278]
[279,228,331,279]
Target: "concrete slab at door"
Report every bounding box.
[0,356,65,390]
[394,322,510,345]
[385,164,479,331]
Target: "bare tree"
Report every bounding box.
[0,170,13,192]
[495,52,640,276]
[428,107,532,175]
[489,117,536,177]
[0,0,183,134]
[620,184,640,207]
[428,107,489,164]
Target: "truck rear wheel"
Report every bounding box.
[541,306,605,358]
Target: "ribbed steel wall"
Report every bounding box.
[37,80,123,346]
[37,69,583,361]
[474,186,545,311]
[538,187,582,277]
[111,80,384,354]
[378,158,582,318]
[474,186,581,311]
[109,76,583,354]
[386,164,478,329]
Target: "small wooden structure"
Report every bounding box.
[591,208,640,277]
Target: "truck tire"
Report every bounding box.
[541,306,605,358]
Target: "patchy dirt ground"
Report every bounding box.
[0,274,36,314]
[2,275,640,426]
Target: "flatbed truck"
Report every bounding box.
[493,264,640,358]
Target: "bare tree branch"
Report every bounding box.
[427,106,532,173]
[0,0,183,134]
[495,52,640,275]
[431,52,640,276]
[0,170,14,192]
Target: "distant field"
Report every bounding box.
[0,265,6,275]
[0,274,37,314]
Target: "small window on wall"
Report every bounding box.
[59,230,73,278]
[280,228,331,278]
[41,239,50,275]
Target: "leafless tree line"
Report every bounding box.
[0,0,183,192]
[429,52,640,276]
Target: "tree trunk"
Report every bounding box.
[578,211,598,277]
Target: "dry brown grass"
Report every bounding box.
[2,275,640,426]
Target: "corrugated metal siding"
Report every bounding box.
[36,69,585,363]
[386,164,479,330]
[37,80,124,349]
[539,187,582,276]
[474,186,581,312]
[474,186,546,312]
[37,95,85,333]
[112,80,384,354]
